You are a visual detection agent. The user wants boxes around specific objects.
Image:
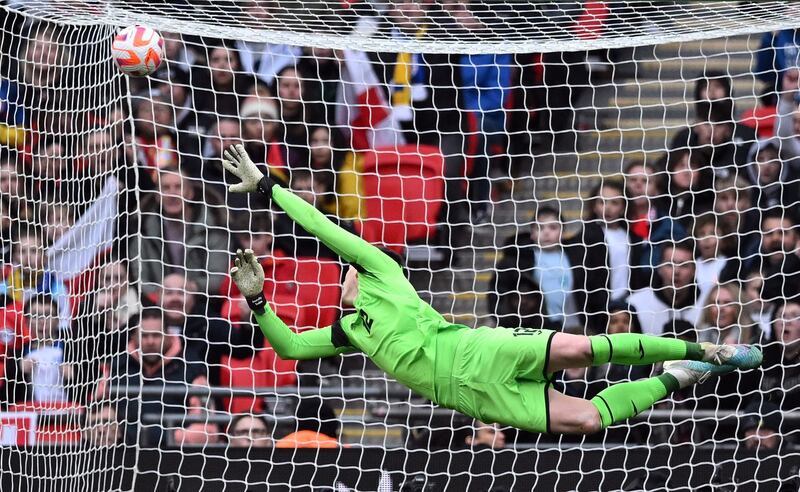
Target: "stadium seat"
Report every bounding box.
[289,257,341,329]
[359,144,445,253]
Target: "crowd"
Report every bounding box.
[0,2,796,453]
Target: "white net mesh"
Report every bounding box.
[1,1,800,490]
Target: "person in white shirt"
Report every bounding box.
[628,239,708,336]
[693,214,732,294]
[697,283,761,345]
[574,180,646,332]
[16,293,69,403]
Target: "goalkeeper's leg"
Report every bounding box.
[546,332,762,374]
[549,360,737,434]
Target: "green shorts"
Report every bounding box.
[452,326,556,434]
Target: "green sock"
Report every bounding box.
[590,374,679,428]
[589,333,704,366]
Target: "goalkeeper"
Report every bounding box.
[221,144,762,435]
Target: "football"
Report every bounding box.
[111,25,163,77]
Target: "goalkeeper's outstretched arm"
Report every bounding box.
[222,144,396,275]
[231,249,351,360]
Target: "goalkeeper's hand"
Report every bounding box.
[221,144,273,195]
[231,248,268,314]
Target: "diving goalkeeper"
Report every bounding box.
[221,144,762,435]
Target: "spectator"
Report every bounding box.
[695,71,732,105]
[273,64,325,167]
[760,299,800,411]
[773,67,800,160]
[202,117,242,162]
[712,176,760,276]
[697,283,760,345]
[83,402,122,447]
[0,226,70,329]
[194,43,251,130]
[755,28,800,93]
[241,98,284,169]
[16,23,71,132]
[306,125,362,219]
[446,1,511,224]
[198,116,242,189]
[133,166,231,299]
[743,271,774,340]
[236,0,301,86]
[227,414,273,448]
[27,137,72,202]
[489,206,582,331]
[68,259,138,405]
[628,239,706,335]
[575,180,647,330]
[753,210,800,303]
[105,307,208,446]
[275,397,339,448]
[670,103,755,175]
[0,147,21,200]
[159,272,260,387]
[662,148,714,229]
[297,46,340,119]
[0,74,25,146]
[693,214,736,293]
[131,92,178,175]
[82,128,118,176]
[290,169,332,211]
[740,401,783,453]
[534,51,590,152]
[692,71,734,128]
[3,293,69,404]
[624,160,687,267]
[154,70,203,164]
[744,138,799,210]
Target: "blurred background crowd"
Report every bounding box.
[0,0,797,455]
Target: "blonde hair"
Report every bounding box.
[699,283,756,343]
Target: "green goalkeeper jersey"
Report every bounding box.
[252,184,470,404]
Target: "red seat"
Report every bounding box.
[290,258,341,329]
[359,144,445,253]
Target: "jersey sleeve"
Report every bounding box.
[270,184,398,275]
[253,308,353,360]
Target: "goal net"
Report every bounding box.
[1,0,799,490]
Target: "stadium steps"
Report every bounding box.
[423,34,762,327]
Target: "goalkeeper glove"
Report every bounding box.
[230,248,267,314]
[221,144,275,197]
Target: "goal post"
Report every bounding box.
[1,1,799,490]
